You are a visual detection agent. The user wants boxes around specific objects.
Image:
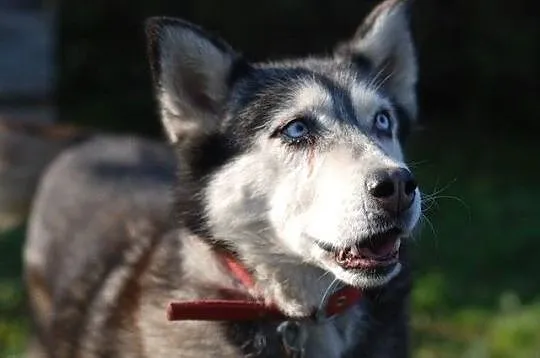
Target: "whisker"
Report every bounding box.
[420,193,440,213]
[316,271,332,282]
[367,63,389,90]
[373,71,394,93]
[318,278,340,312]
[422,178,457,201]
[420,213,437,239]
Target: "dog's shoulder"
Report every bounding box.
[24,135,178,355]
[26,134,176,277]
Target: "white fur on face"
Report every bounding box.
[205,80,421,289]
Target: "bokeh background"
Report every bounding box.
[1,0,539,357]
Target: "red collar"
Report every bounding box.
[167,254,362,322]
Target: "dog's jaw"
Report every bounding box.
[252,261,336,317]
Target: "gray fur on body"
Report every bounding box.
[24,0,420,356]
[25,136,411,357]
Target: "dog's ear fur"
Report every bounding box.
[335,0,418,120]
[145,18,243,144]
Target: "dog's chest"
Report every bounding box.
[304,305,366,357]
[230,305,366,358]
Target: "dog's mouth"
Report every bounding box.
[317,228,402,270]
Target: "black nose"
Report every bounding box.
[366,168,417,214]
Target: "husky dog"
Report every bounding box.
[24,0,422,356]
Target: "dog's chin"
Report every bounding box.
[312,227,405,289]
[329,261,402,289]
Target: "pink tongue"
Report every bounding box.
[360,240,396,258]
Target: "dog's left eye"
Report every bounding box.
[281,119,310,140]
[373,110,393,136]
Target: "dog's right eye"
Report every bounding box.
[278,119,313,145]
[282,120,309,139]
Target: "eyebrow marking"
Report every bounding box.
[293,74,359,126]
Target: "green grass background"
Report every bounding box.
[1,122,539,357]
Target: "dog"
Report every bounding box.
[24,0,422,356]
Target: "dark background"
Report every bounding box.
[2,0,539,356]
[59,0,539,137]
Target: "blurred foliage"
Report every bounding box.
[406,122,540,357]
[0,226,28,357]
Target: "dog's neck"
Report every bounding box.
[178,231,339,317]
[172,230,366,358]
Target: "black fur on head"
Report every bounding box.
[144,0,418,244]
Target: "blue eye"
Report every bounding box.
[282,119,309,139]
[373,110,392,136]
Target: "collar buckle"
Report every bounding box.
[277,320,307,358]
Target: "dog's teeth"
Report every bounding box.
[350,245,360,256]
[336,249,348,262]
[394,239,401,251]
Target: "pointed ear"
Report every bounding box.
[335,0,418,120]
[145,17,245,144]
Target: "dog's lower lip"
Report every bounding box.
[335,239,400,269]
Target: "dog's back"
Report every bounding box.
[24,136,176,356]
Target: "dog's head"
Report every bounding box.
[146,0,420,289]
